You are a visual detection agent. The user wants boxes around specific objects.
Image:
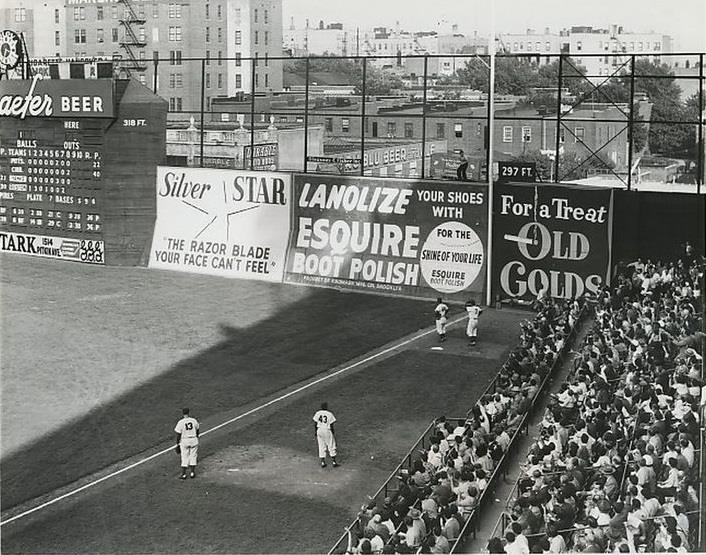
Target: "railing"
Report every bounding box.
[449,304,589,552]
[329,301,588,554]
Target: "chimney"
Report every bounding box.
[290,17,295,30]
[544,27,550,35]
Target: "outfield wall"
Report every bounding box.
[147,167,489,302]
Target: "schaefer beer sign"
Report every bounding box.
[492,183,613,301]
[284,175,488,300]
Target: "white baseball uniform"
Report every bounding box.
[174,416,199,467]
[313,409,337,458]
[466,305,482,338]
[435,302,449,335]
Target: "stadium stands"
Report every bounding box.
[331,296,587,554]
[489,255,705,553]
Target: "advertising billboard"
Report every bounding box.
[492,183,613,301]
[149,167,291,282]
[284,174,488,300]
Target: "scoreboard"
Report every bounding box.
[0,76,167,265]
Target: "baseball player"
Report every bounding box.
[465,299,483,346]
[174,407,200,479]
[313,402,338,468]
[434,298,449,342]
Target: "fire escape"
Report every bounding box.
[118,0,147,74]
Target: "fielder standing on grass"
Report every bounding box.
[465,299,483,347]
[313,402,339,468]
[175,407,199,479]
[434,297,449,342]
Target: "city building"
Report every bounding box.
[0,0,66,59]
[284,18,351,57]
[62,0,283,113]
[499,24,673,81]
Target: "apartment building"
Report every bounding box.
[63,0,282,113]
[0,0,66,59]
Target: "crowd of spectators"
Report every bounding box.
[343,297,585,554]
[488,253,705,554]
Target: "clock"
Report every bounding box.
[0,30,22,70]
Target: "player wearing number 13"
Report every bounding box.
[174,407,199,479]
[313,402,339,468]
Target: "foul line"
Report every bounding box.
[0,316,464,527]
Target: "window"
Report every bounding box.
[559,128,565,143]
[574,127,585,142]
[139,27,145,42]
[535,42,541,51]
[168,3,181,18]
[14,7,26,22]
[342,118,350,133]
[654,42,661,51]
[264,9,268,23]
[74,29,86,44]
[264,31,268,45]
[112,28,119,43]
[169,50,182,65]
[254,73,259,87]
[205,73,211,88]
[387,122,396,136]
[264,73,268,88]
[236,74,242,88]
[235,8,241,23]
[55,8,60,23]
[235,30,242,45]
[97,6,104,20]
[254,31,258,44]
[436,123,445,139]
[55,31,61,46]
[254,8,258,22]
[218,73,223,88]
[404,122,414,138]
[73,7,80,21]
[205,4,210,18]
[205,50,210,65]
[168,27,182,41]
[545,41,551,51]
[454,123,463,138]
[206,27,210,42]
[638,42,643,51]
[217,4,222,18]
[254,52,258,66]
[264,53,268,66]
[97,28,104,43]
[153,50,159,60]
[111,5,118,18]
[235,52,241,66]
[152,3,159,17]
[477,122,483,136]
[153,27,159,41]
[502,126,513,142]
[139,51,145,61]
[218,50,222,65]
[218,28,222,42]
[325,118,333,132]
[513,42,518,51]
[522,126,531,142]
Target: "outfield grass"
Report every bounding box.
[1,254,437,509]
[0,328,525,554]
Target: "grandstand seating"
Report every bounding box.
[489,256,705,554]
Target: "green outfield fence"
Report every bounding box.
[327,302,588,554]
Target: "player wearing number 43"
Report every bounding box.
[174,407,199,479]
[465,299,483,347]
[313,402,339,468]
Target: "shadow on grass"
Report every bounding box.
[1,288,432,510]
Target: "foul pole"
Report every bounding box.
[485,2,496,307]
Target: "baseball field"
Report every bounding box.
[0,253,525,553]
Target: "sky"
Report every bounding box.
[283,0,706,52]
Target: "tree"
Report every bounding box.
[456,56,539,95]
